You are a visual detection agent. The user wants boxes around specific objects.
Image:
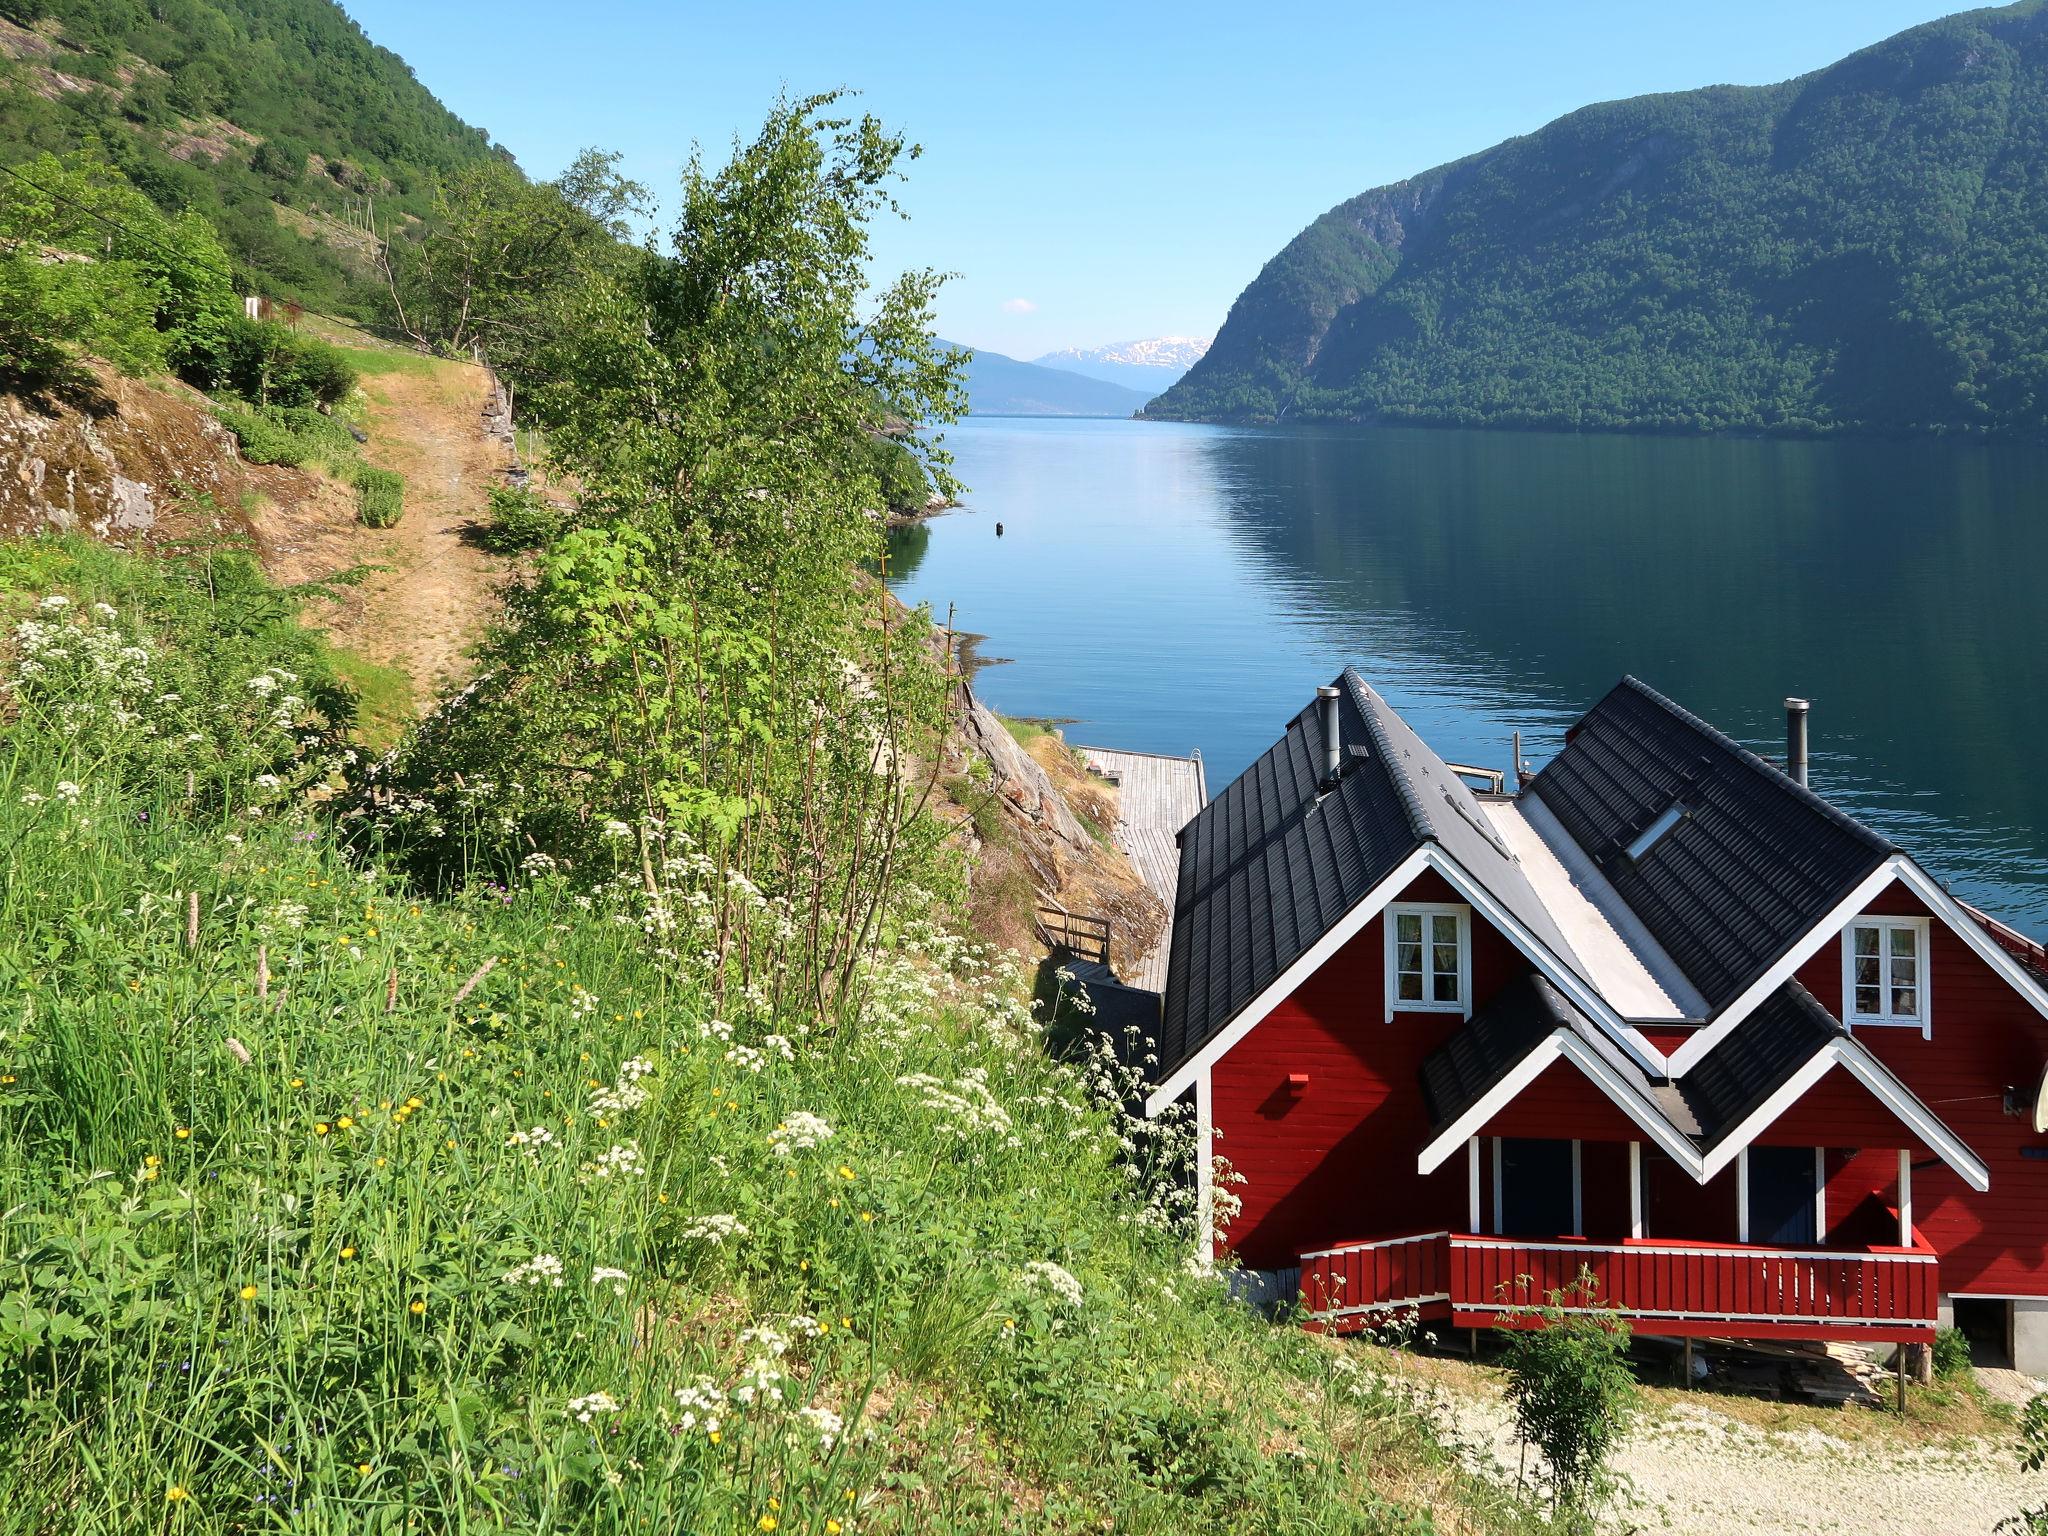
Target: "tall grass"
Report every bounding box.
[0,537,1515,1534]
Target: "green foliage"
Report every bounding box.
[1495,1273,1637,1526]
[1934,1324,1975,1379]
[0,149,239,387]
[0,0,506,316]
[209,315,358,407]
[0,534,1489,1533]
[479,481,568,552]
[1155,2,2048,439]
[2005,1392,2048,1532]
[866,432,935,513]
[212,400,357,470]
[351,463,403,527]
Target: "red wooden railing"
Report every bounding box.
[1298,1231,1450,1330]
[1300,1230,1938,1343]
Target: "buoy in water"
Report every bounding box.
[995,521,1004,536]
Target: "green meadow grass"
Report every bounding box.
[0,537,1515,1534]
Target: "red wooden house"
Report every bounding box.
[1147,672,2048,1367]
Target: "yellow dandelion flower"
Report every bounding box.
[175,1127,191,1140]
[340,1247,356,1259]
[656,1192,668,1205]
[240,1284,258,1300]
[167,1486,187,1502]
[828,1197,839,1209]
[337,1116,354,1130]
[315,1123,330,1136]
[444,1138,456,1149]
[144,1154,161,1168]
[859,1212,873,1223]
[375,1157,387,1168]
[837,1165,854,1180]
[768,1500,781,1512]
[409,1300,426,1316]
[0,1074,14,1084]
[840,1316,851,1329]
[356,1463,371,1476]
[406,1097,423,1110]
[290,1077,304,1088]
[827,1522,842,1535]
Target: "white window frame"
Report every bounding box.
[1384,901,1472,1021]
[1842,915,1931,1035]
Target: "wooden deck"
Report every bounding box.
[1075,745,1207,991]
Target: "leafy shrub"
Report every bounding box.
[1934,1325,1973,1380]
[479,481,566,551]
[1497,1272,1638,1525]
[213,402,308,466]
[353,464,405,528]
[865,433,934,513]
[207,316,358,408]
[2008,1393,2048,1533]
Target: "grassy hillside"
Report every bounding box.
[1150,1,2048,438]
[0,0,507,316]
[0,536,1516,1534]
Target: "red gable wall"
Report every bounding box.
[1793,881,2048,1294]
[1212,870,1526,1268]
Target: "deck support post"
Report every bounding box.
[1682,1337,1692,1390]
[1896,1352,1907,1414]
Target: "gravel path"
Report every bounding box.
[1420,1376,2047,1535]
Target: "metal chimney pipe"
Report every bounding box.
[1785,697,1810,787]
[1318,685,1343,788]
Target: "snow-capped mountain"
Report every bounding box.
[1031,336,1212,396]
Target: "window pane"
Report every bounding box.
[1398,972,1423,1001]
[1892,984,1918,1018]
[1853,956,1881,988]
[1432,970,1460,1003]
[1890,926,1918,959]
[1854,925,1880,957]
[1890,954,1917,989]
[1397,942,1421,974]
[1431,914,1459,945]
[1396,913,1422,943]
[1432,942,1459,978]
[1855,983,1882,1015]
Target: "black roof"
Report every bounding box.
[1674,981,1842,1148]
[1158,673,1421,1087]
[1529,677,1893,1016]
[1420,973,1580,1127]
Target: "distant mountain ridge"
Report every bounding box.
[1034,336,1210,395]
[945,341,1153,416]
[1149,1,2048,438]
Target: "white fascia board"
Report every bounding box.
[1697,1047,1840,1181]
[1668,858,1907,1077]
[1142,848,1431,1116]
[1891,858,2048,1023]
[1415,1030,1704,1177]
[1419,847,1670,1078]
[1695,1039,1992,1192]
[1834,1038,1991,1192]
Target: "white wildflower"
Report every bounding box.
[501,1253,566,1288]
[677,1213,749,1244]
[590,1266,631,1294]
[796,1405,843,1452]
[567,1391,621,1424]
[1022,1261,1084,1308]
[768,1112,833,1158]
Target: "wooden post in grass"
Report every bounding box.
[1682,1338,1693,1389]
[1896,1353,1907,1414]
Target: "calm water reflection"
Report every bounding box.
[888,417,2048,933]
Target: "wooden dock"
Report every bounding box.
[1075,745,1208,991]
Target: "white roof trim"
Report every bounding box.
[1415,1028,1703,1177]
[1668,853,2048,1078]
[1418,847,1668,1077]
[1143,849,1431,1115]
[1666,858,1904,1076]
[1697,1039,1990,1192]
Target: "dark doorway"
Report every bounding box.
[1747,1146,1819,1246]
[1953,1297,2014,1368]
[1498,1138,1576,1237]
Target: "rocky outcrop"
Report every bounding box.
[957,682,1093,854]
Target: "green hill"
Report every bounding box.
[0,0,508,317]
[1149,1,2048,438]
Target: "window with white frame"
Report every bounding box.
[1386,903,1469,1016]
[1843,915,1930,1031]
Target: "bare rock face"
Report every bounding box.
[957,681,1093,854]
[0,375,232,539]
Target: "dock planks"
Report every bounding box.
[1075,745,1207,991]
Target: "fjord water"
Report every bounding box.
[886,417,2048,933]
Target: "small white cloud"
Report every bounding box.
[1000,297,1036,315]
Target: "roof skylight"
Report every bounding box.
[1625,802,1686,861]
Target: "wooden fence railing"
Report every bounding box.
[1036,904,1111,964]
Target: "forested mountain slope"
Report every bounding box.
[1149,1,2048,438]
[0,0,506,315]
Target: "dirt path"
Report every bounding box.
[1411,1367,2046,1535]
[323,358,514,695]
[251,348,514,705]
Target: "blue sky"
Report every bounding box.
[344,1,1973,359]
